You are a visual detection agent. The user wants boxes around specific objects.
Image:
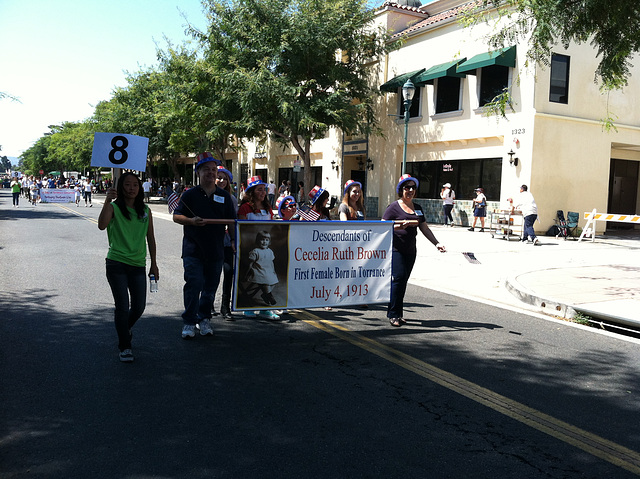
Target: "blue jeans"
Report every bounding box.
[443,204,454,225]
[388,250,416,319]
[182,256,224,325]
[523,214,538,241]
[105,259,146,351]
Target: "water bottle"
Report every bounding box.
[149,274,158,293]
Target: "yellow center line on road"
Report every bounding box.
[294,309,640,476]
[55,204,98,224]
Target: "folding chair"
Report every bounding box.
[566,211,580,239]
[555,210,568,239]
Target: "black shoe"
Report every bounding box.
[468,227,474,231]
[479,228,485,232]
[262,292,277,306]
[389,317,402,327]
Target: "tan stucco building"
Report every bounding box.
[232,0,640,233]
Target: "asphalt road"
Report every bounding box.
[2,190,640,478]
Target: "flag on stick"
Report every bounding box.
[297,208,320,221]
[168,192,181,214]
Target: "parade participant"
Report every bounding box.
[440,182,455,226]
[339,179,365,221]
[84,179,93,207]
[173,154,236,339]
[98,172,159,362]
[238,176,272,220]
[215,165,237,320]
[10,177,20,207]
[276,195,298,221]
[382,174,446,327]
[74,182,82,207]
[308,185,331,220]
[30,181,39,206]
[238,176,280,320]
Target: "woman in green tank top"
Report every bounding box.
[98,172,159,363]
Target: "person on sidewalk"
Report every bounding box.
[440,182,455,226]
[98,172,159,363]
[516,184,539,245]
[383,174,446,327]
[173,153,236,339]
[468,187,486,232]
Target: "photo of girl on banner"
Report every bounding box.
[235,223,290,309]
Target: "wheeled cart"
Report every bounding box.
[489,210,523,241]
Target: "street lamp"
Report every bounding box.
[401,79,416,175]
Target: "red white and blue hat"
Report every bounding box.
[196,152,221,169]
[396,174,419,194]
[276,195,296,217]
[343,179,362,196]
[246,175,267,192]
[308,185,326,205]
[216,165,233,183]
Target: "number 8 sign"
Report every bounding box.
[91,132,149,172]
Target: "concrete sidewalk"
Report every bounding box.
[411,224,640,326]
[122,196,640,327]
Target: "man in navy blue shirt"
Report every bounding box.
[173,153,236,339]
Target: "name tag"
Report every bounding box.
[260,209,267,215]
[415,210,424,217]
[213,194,225,204]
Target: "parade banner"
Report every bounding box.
[91,132,149,172]
[40,189,75,203]
[233,221,393,311]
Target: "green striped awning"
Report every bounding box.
[414,59,467,85]
[456,46,516,74]
[380,68,425,93]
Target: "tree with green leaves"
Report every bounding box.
[465,0,640,90]
[197,0,395,191]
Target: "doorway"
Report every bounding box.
[607,159,639,230]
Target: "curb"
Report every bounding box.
[504,274,577,319]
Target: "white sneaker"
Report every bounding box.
[258,310,280,320]
[533,237,539,245]
[198,318,214,336]
[182,324,196,339]
[119,349,134,362]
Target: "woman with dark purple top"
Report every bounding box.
[382,174,446,327]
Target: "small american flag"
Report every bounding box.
[167,192,181,214]
[297,208,320,221]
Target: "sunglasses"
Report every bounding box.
[403,184,416,191]
[283,202,296,209]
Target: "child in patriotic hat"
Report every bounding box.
[308,185,331,220]
[276,195,297,220]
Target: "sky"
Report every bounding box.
[0,0,208,162]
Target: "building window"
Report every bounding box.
[479,65,509,106]
[435,77,462,113]
[406,158,502,200]
[550,53,570,103]
[399,86,422,119]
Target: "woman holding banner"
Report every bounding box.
[216,165,237,320]
[308,186,332,220]
[382,174,446,327]
[339,180,365,221]
[98,172,159,362]
[238,176,280,320]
